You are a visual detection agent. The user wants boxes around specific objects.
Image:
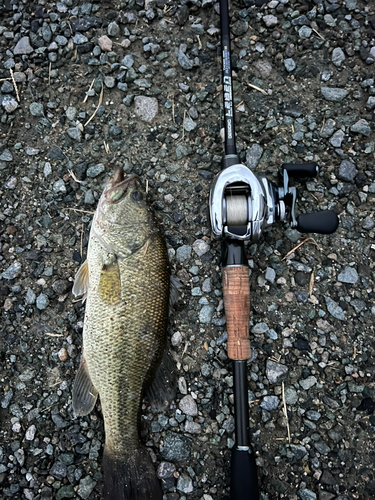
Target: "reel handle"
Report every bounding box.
[281,162,318,178]
[296,210,339,234]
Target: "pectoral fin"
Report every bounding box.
[72,357,98,416]
[72,260,89,297]
[99,254,122,305]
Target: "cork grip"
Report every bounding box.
[223,266,251,360]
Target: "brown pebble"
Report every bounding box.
[58,347,68,362]
[98,35,112,52]
[6,226,17,235]
[3,298,13,311]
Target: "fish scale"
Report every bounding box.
[85,233,169,455]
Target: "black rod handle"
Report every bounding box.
[296,210,339,234]
[231,447,260,500]
[281,162,318,178]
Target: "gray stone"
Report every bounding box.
[351,119,371,136]
[86,163,105,178]
[29,102,44,117]
[292,15,309,26]
[177,473,193,494]
[263,15,278,28]
[161,431,191,461]
[290,444,308,460]
[199,305,215,324]
[55,35,68,46]
[338,266,358,284]
[251,322,269,334]
[66,107,77,121]
[314,441,331,454]
[325,297,345,320]
[265,267,276,284]
[176,245,192,263]
[202,278,212,293]
[329,129,345,147]
[0,149,13,161]
[108,21,120,37]
[178,50,193,70]
[2,262,22,280]
[246,144,263,170]
[362,216,375,230]
[192,239,210,257]
[184,116,197,132]
[25,424,36,441]
[284,387,298,405]
[332,47,345,67]
[83,189,95,205]
[299,376,317,390]
[56,485,75,499]
[232,20,248,36]
[299,26,312,38]
[53,179,66,193]
[36,293,50,310]
[25,288,36,305]
[321,87,349,102]
[77,476,97,500]
[67,127,81,142]
[2,95,18,113]
[260,396,279,411]
[345,0,357,10]
[338,160,357,182]
[50,461,67,480]
[284,58,296,72]
[157,462,176,479]
[298,489,317,500]
[13,36,33,55]
[266,360,288,384]
[121,55,134,68]
[134,96,158,123]
[325,297,345,321]
[184,421,201,433]
[104,76,116,88]
[366,97,375,110]
[2,81,14,93]
[320,118,336,138]
[306,410,321,421]
[1,389,13,408]
[73,33,88,44]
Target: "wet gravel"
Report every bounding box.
[1,0,375,499]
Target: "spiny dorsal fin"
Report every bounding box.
[72,260,89,297]
[72,356,98,416]
[99,253,121,305]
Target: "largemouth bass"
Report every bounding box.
[72,168,170,500]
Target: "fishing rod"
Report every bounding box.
[209,0,339,498]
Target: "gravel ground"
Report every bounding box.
[0,0,375,499]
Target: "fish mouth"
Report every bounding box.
[105,169,138,203]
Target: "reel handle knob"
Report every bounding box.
[296,210,339,234]
[282,162,318,178]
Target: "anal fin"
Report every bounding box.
[146,347,177,411]
[72,356,98,416]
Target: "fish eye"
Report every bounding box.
[132,191,142,202]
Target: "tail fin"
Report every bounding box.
[103,445,163,500]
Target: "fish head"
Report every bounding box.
[92,169,153,255]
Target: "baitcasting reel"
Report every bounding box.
[209,156,339,242]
